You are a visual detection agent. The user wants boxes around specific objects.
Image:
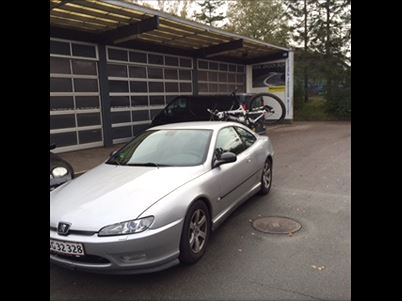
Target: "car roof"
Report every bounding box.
[148,121,247,131]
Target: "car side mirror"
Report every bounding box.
[213,151,237,168]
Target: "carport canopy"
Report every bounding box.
[50,0,290,64]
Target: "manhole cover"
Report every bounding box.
[252,216,302,234]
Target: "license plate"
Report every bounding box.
[50,239,85,256]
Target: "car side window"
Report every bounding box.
[234,127,256,149]
[166,97,188,116]
[215,127,245,156]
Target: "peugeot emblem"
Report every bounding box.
[58,222,71,236]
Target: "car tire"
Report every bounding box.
[259,158,273,195]
[179,200,211,265]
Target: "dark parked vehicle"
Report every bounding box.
[151,94,266,132]
[50,144,74,190]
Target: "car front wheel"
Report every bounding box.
[259,158,272,195]
[179,200,210,264]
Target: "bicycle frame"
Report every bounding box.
[207,104,272,129]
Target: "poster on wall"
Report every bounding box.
[252,62,286,93]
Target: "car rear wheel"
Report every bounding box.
[179,200,210,264]
[259,158,272,195]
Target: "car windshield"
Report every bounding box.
[106,129,212,167]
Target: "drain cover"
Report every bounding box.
[252,216,302,234]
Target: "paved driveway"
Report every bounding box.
[52,121,351,301]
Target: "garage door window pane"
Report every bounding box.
[228,84,237,93]
[180,83,192,92]
[109,80,129,93]
[72,44,96,58]
[75,96,99,109]
[180,58,192,68]
[130,81,148,93]
[219,84,227,93]
[165,56,179,66]
[148,67,163,79]
[109,48,128,61]
[198,60,208,69]
[112,126,132,139]
[50,57,71,74]
[111,111,131,124]
[228,73,236,82]
[236,74,244,83]
[218,73,227,82]
[50,114,76,129]
[131,96,148,106]
[50,96,74,110]
[208,72,218,82]
[209,62,219,70]
[50,132,77,147]
[129,66,147,78]
[72,60,97,75]
[178,70,190,81]
[219,63,228,71]
[149,82,164,92]
[50,78,72,92]
[148,54,164,65]
[74,79,98,92]
[129,51,147,63]
[164,69,178,80]
[110,96,130,107]
[149,96,165,106]
[50,40,70,56]
[79,129,102,144]
[132,110,150,121]
[237,65,245,72]
[108,64,128,77]
[165,82,179,93]
[77,113,101,127]
[209,83,218,92]
[228,64,237,72]
[198,71,208,81]
[199,83,208,92]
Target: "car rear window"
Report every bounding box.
[187,97,238,117]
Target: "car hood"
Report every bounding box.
[50,163,207,232]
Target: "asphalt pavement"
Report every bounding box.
[52,121,351,301]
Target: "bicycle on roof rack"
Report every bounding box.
[207,90,286,132]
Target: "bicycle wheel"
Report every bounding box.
[248,92,286,125]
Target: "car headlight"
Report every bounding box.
[98,216,154,236]
[52,167,68,177]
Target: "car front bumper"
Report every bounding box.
[50,218,183,274]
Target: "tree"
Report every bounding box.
[285,0,350,118]
[225,0,289,47]
[307,0,350,103]
[194,0,226,27]
[180,0,195,19]
[284,0,317,102]
[155,0,195,19]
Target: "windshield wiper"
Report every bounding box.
[106,158,121,166]
[126,162,168,168]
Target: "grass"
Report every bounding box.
[294,96,339,121]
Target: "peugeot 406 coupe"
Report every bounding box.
[50,121,274,274]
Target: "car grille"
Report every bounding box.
[50,252,110,264]
[50,227,97,236]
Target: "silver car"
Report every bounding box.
[50,121,274,274]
